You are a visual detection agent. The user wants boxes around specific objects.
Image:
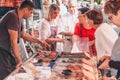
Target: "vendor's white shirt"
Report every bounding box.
[39,18,56,40]
[95,23,118,59]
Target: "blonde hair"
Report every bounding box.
[46,4,60,21]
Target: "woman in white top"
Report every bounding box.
[39,4,64,51]
[95,23,118,60]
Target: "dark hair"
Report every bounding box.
[19,0,35,10]
[85,10,103,24]
[78,7,89,14]
[104,0,120,15]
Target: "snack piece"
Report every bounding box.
[67,58,75,63]
[49,52,57,59]
[76,72,84,78]
[66,65,74,70]
[74,65,82,70]
[36,53,45,58]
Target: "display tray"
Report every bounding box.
[52,62,99,80]
[50,72,84,80]
[35,51,58,60]
[60,52,87,58]
[32,59,52,67]
[51,67,84,80]
[55,58,82,65]
[53,63,82,71]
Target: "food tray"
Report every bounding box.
[35,51,58,60]
[33,59,52,67]
[51,68,84,80]
[53,63,82,71]
[55,58,82,64]
[52,63,98,80]
[60,52,86,58]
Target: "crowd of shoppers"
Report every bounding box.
[1,0,120,79]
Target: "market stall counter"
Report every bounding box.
[4,51,102,80]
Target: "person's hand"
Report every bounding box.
[84,52,91,58]
[98,59,110,69]
[59,39,64,43]
[82,58,93,66]
[16,60,22,68]
[59,32,73,36]
[59,32,65,35]
[39,40,49,48]
[99,56,111,62]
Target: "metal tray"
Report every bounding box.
[51,65,84,80]
[35,51,58,60]
[53,63,82,71]
[60,52,86,58]
[55,58,82,65]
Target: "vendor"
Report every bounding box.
[0,1,48,79]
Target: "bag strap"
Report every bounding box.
[80,23,83,37]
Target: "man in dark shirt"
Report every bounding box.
[0,1,48,79]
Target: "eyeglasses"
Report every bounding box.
[108,15,113,20]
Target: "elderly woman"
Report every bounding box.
[39,4,64,51]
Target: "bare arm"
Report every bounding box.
[89,40,95,46]
[59,31,73,36]
[72,35,80,43]
[45,38,64,43]
[21,28,48,47]
[8,29,22,68]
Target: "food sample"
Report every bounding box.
[56,58,82,64]
[61,52,86,58]
[66,65,74,70]
[49,52,57,59]
[35,51,57,59]
[66,65,82,70]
